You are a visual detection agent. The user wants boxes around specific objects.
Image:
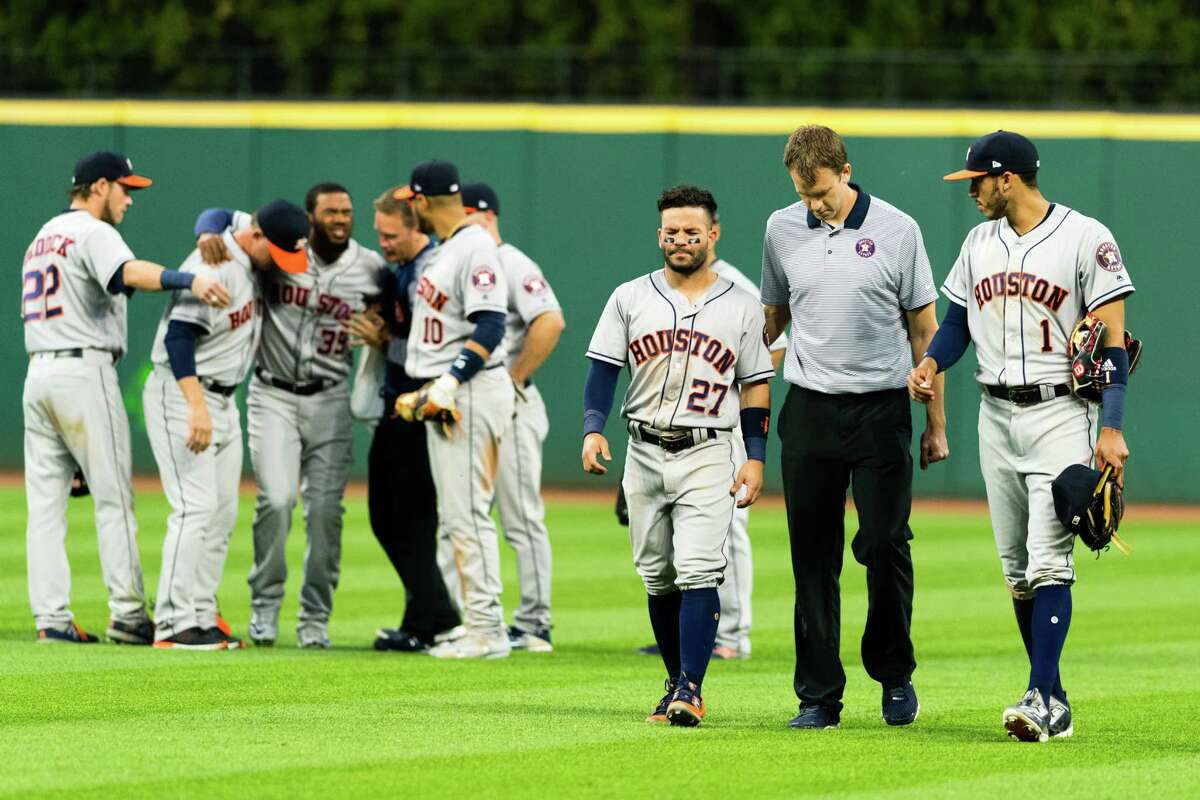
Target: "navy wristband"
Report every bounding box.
[1101,346,1129,386]
[160,270,196,291]
[1101,383,1126,430]
[449,348,485,383]
[740,407,770,462]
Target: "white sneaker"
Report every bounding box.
[248,607,279,646]
[508,626,553,653]
[433,625,467,644]
[428,632,511,660]
[297,628,331,649]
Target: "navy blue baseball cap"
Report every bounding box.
[462,182,500,215]
[394,160,461,199]
[944,131,1040,181]
[1051,464,1105,536]
[73,151,152,189]
[254,199,310,273]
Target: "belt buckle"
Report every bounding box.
[659,431,690,453]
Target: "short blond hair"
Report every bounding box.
[783,125,848,183]
[373,188,419,228]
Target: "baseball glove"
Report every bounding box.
[394,376,461,437]
[1052,464,1131,556]
[1068,313,1143,403]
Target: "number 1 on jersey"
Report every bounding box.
[1039,319,1053,353]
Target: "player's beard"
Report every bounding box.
[663,245,708,275]
[311,221,349,264]
[979,185,1008,220]
[99,200,117,226]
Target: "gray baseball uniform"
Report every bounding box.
[493,242,561,634]
[587,270,774,594]
[942,204,1135,595]
[407,224,514,642]
[22,209,148,632]
[242,220,386,643]
[144,231,261,640]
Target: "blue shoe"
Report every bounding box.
[666,680,705,727]
[645,678,677,723]
[37,622,98,644]
[107,617,155,645]
[1004,689,1050,742]
[882,680,919,726]
[1048,695,1073,738]
[636,643,660,656]
[789,703,840,729]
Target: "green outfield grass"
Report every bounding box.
[1,487,1197,799]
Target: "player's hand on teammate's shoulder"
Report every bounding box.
[1095,427,1130,486]
[191,271,231,308]
[186,400,214,454]
[919,426,950,470]
[582,433,611,475]
[197,232,230,265]
[907,357,937,404]
[730,459,764,508]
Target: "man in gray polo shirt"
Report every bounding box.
[761,124,948,730]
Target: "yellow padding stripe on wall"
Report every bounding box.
[2,100,1199,140]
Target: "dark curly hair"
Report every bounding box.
[657,184,717,220]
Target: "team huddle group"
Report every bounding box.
[23,123,1134,743]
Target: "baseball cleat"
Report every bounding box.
[428,632,511,660]
[881,680,920,726]
[248,608,279,647]
[37,622,98,644]
[297,629,332,649]
[107,618,155,646]
[665,680,706,727]
[508,625,553,653]
[374,628,428,652]
[215,614,233,636]
[153,627,227,650]
[646,679,678,723]
[1004,689,1050,742]
[1048,695,1073,738]
[788,704,840,729]
[433,625,467,644]
[208,627,245,650]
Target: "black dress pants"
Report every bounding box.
[779,385,916,712]
[367,414,460,642]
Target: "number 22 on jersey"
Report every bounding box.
[23,264,63,323]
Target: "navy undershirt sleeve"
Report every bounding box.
[583,358,621,436]
[924,302,971,372]
[105,264,134,297]
[164,320,205,380]
[194,207,234,237]
[466,309,506,351]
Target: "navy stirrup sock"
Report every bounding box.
[1028,585,1072,704]
[678,588,720,692]
[1014,597,1065,701]
[647,592,683,682]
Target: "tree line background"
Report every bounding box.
[3,0,1200,106]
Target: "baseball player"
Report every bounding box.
[460,182,565,653]
[194,183,387,648]
[391,160,515,660]
[145,199,309,650]
[23,150,229,644]
[910,131,1135,741]
[355,187,463,652]
[583,185,774,726]
[630,215,788,661]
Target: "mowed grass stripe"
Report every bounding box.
[0,489,1197,798]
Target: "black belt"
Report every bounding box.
[255,368,335,396]
[631,424,718,454]
[984,383,1071,406]
[201,377,238,397]
[34,348,118,363]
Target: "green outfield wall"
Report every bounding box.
[3,102,1196,501]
